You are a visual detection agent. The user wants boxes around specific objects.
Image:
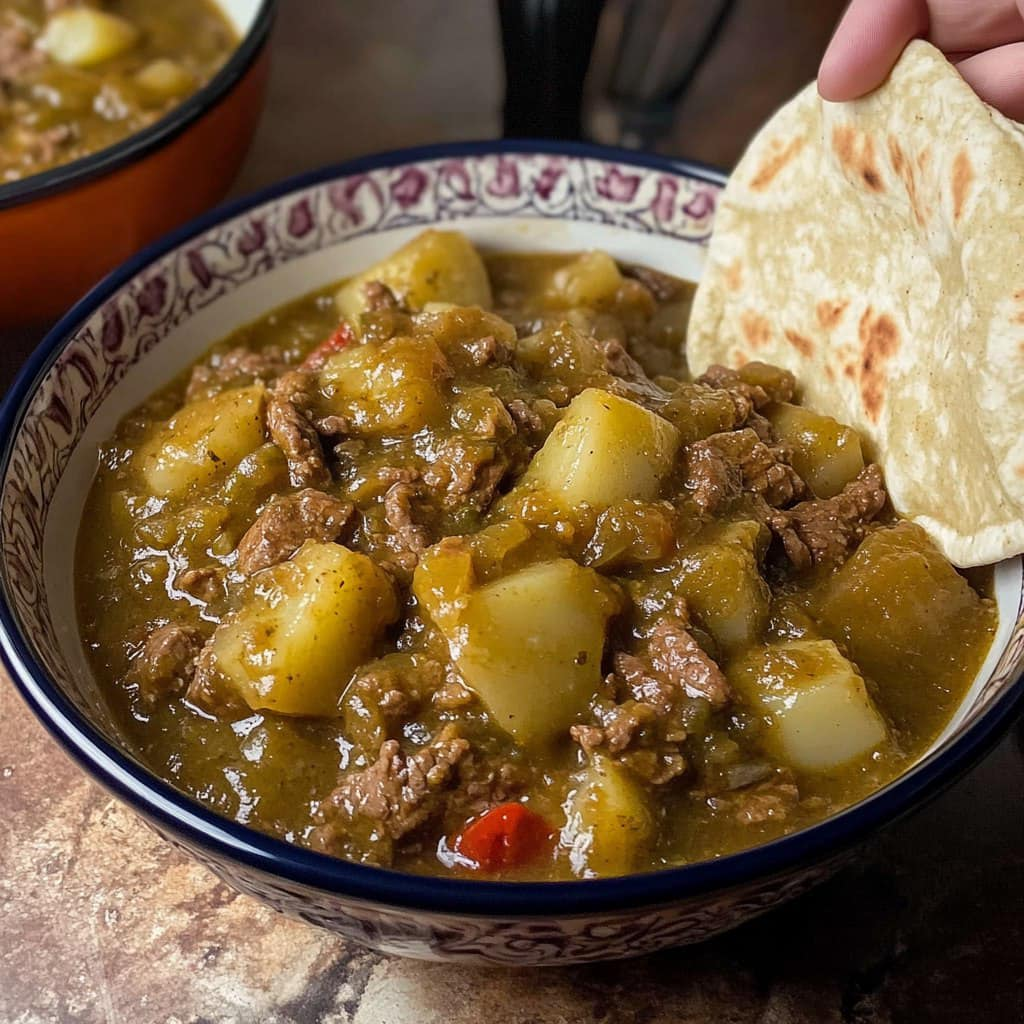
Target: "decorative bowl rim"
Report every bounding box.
[0,0,277,212]
[1,139,1021,919]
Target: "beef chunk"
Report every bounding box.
[707,771,800,825]
[696,362,796,410]
[363,280,402,312]
[266,371,329,488]
[683,428,806,513]
[312,725,470,863]
[175,566,222,603]
[185,346,287,402]
[422,437,508,513]
[619,611,732,709]
[505,397,548,436]
[343,657,443,750]
[767,464,887,571]
[619,263,686,302]
[572,602,728,784]
[383,479,431,563]
[0,21,44,85]
[235,488,353,575]
[128,624,203,703]
[464,333,512,368]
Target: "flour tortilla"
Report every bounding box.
[688,40,1024,567]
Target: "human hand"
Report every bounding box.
[819,0,1024,119]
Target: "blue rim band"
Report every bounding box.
[1,139,1021,917]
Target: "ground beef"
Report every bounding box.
[505,397,547,435]
[683,428,806,513]
[175,566,222,603]
[767,464,887,571]
[313,725,470,860]
[619,611,732,709]
[13,124,73,168]
[383,479,431,562]
[707,772,800,825]
[0,21,44,84]
[619,263,686,302]
[422,437,507,513]
[464,333,512,368]
[572,602,728,784]
[128,624,203,704]
[266,371,330,488]
[185,345,287,402]
[363,280,402,312]
[696,362,795,410]
[235,488,353,575]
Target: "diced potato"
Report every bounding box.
[41,9,139,67]
[765,402,864,498]
[318,335,448,435]
[521,389,680,511]
[729,639,888,772]
[203,541,398,717]
[335,230,492,320]
[517,322,608,392]
[562,755,654,877]
[670,521,770,655]
[137,385,266,499]
[432,559,621,745]
[545,251,623,308]
[811,522,996,732]
[414,305,517,373]
[135,58,195,99]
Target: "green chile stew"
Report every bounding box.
[1,1,237,183]
[75,231,996,879]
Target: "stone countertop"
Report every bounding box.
[1,2,1023,1021]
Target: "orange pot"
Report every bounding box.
[0,1,275,328]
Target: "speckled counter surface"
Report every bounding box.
[1,2,1022,1021]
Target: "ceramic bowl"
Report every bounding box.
[1,142,1022,965]
[0,0,275,328]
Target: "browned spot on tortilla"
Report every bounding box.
[816,299,849,331]
[825,364,836,382]
[740,311,771,351]
[734,351,749,367]
[724,259,743,291]
[1014,312,1024,325]
[888,136,927,225]
[1015,463,1024,478]
[843,364,856,380]
[1015,289,1024,301]
[832,125,884,192]
[952,150,973,222]
[784,329,815,358]
[917,148,931,172]
[858,309,900,422]
[749,137,805,191]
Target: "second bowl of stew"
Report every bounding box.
[0,0,274,326]
[2,143,1022,963]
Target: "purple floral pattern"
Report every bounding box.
[1,151,1022,963]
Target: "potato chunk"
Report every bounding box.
[669,520,770,655]
[318,335,448,435]
[41,9,139,67]
[765,402,864,498]
[546,251,623,308]
[135,58,196,99]
[138,385,266,499]
[335,230,492,320]
[521,389,680,510]
[421,558,621,745]
[729,639,888,772]
[562,755,654,877]
[203,541,398,717]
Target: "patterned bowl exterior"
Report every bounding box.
[1,142,1023,965]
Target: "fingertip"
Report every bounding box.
[956,42,1024,120]
[817,0,929,101]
